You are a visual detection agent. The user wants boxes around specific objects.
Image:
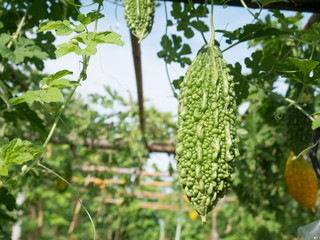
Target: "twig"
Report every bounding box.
[38,163,96,239]
[163,0,179,99]
[7,11,27,49]
[68,174,92,235]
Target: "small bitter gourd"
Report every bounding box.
[123,0,155,43]
[286,84,314,154]
[175,14,239,224]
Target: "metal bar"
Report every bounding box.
[168,0,320,13]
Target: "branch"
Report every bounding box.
[7,11,27,49]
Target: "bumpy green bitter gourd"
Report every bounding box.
[123,0,155,43]
[286,85,314,154]
[176,21,239,225]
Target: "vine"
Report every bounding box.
[0,1,124,238]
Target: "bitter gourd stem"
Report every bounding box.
[201,215,207,225]
[209,0,215,47]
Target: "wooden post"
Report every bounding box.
[27,199,44,240]
[211,212,217,240]
[68,175,91,235]
[107,213,113,240]
[158,219,165,240]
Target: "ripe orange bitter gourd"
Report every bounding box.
[285,152,318,211]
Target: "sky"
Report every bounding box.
[43,1,312,172]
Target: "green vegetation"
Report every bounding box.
[0,0,320,239]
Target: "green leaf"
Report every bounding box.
[21,90,41,104]
[9,88,63,106]
[93,31,125,46]
[56,23,73,36]
[288,58,319,77]
[217,23,290,46]
[38,20,74,36]
[0,139,45,176]
[157,35,191,67]
[0,33,10,46]
[228,63,249,105]
[173,76,184,90]
[38,20,64,31]
[41,70,73,86]
[276,58,320,85]
[74,24,85,33]
[171,2,209,39]
[0,187,17,211]
[3,37,48,64]
[27,144,46,158]
[8,97,25,106]
[49,79,80,88]
[0,140,9,148]
[102,100,113,109]
[312,118,320,130]
[55,42,78,58]
[77,12,103,26]
[40,88,63,103]
[74,40,97,56]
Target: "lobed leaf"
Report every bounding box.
[9,88,63,105]
[0,139,45,176]
[312,118,320,130]
[93,31,124,46]
[157,35,191,67]
[40,70,73,86]
[38,20,74,36]
[55,42,78,58]
[289,58,319,77]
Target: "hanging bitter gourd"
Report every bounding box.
[123,0,156,43]
[286,84,314,154]
[175,4,239,225]
[285,152,318,211]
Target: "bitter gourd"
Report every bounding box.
[123,0,155,43]
[286,84,314,154]
[285,151,318,211]
[175,10,239,224]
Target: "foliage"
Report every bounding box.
[0,0,320,239]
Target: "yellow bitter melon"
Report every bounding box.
[175,10,239,224]
[123,0,155,43]
[285,151,318,211]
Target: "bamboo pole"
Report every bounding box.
[73,165,178,177]
[68,175,91,235]
[71,176,173,188]
[130,32,145,132]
